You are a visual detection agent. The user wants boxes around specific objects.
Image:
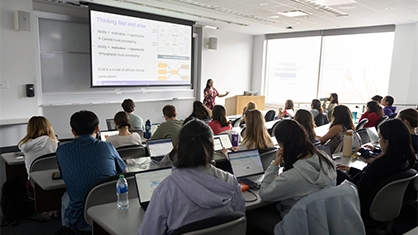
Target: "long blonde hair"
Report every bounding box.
[18,116,56,145]
[242,110,274,149]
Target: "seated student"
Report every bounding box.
[208,105,232,135]
[106,111,142,148]
[294,109,318,144]
[18,116,58,194]
[336,119,415,229]
[310,99,329,127]
[151,105,183,145]
[382,95,397,117]
[277,99,295,119]
[319,105,355,154]
[187,101,211,123]
[57,110,127,231]
[238,109,274,151]
[398,108,418,153]
[241,101,257,126]
[138,119,245,235]
[359,101,384,128]
[255,120,336,233]
[322,93,339,120]
[122,99,145,131]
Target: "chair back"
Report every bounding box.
[369,169,418,222]
[116,145,146,159]
[171,212,246,235]
[106,119,116,130]
[356,118,369,130]
[30,153,57,173]
[264,110,276,122]
[269,120,281,137]
[131,129,144,138]
[275,180,365,235]
[83,172,138,225]
[314,113,329,127]
[259,147,277,171]
[376,116,389,130]
[232,117,242,127]
[240,127,246,139]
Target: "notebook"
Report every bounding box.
[213,133,233,149]
[100,130,119,141]
[214,137,223,151]
[147,139,173,162]
[135,167,172,210]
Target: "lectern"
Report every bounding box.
[224,95,265,115]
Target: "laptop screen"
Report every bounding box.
[228,149,264,178]
[147,139,173,157]
[100,130,119,141]
[365,127,379,144]
[214,134,232,149]
[135,168,172,204]
[356,129,371,145]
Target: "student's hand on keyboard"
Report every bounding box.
[336,164,350,172]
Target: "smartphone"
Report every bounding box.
[239,178,259,190]
[51,172,62,180]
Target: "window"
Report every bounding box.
[319,32,394,103]
[264,30,394,105]
[265,37,321,104]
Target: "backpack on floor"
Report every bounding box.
[0,177,35,227]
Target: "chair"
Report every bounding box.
[106,118,116,130]
[83,172,138,225]
[356,118,369,130]
[171,212,246,235]
[116,145,146,159]
[367,168,418,234]
[376,115,389,130]
[131,129,144,138]
[29,153,58,187]
[275,180,365,235]
[259,147,277,171]
[232,117,242,128]
[240,127,246,139]
[314,113,329,127]
[264,110,276,122]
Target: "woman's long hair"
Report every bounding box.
[367,101,383,118]
[330,105,355,131]
[274,119,334,171]
[18,116,56,145]
[379,119,415,168]
[191,101,211,120]
[212,105,230,127]
[241,110,274,149]
[311,99,323,113]
[294,109,317,142]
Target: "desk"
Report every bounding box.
[1,152,27,180]
[88,189,267,235]
[314,123,331,138]
[30,169,66,212]
[333,152,368,170]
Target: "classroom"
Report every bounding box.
[0,0,417,234]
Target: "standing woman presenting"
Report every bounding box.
[203,79,229,110]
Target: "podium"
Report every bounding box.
[224,95,265,115]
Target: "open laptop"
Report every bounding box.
[214,133,233,149]
[357,127,379,145]
[100,130,119,141]
[228,149,264,189]
[134,167,172,210]
[147,139,173,163]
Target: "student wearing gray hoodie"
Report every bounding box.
[256,120,336,233]
[138,119,245,235]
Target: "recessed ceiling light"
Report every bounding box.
[339,5,356,10]
[278,10,310,17]
[269,15,280,18]
[386,7,393,10]
[260,3,268,6]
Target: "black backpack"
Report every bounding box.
[1,177,35,227]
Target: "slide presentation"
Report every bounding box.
[90,9,192,87]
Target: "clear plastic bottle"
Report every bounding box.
[116,175,129,210]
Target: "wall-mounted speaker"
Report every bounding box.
[26,84,35,97]
[208,37,217,50]
[14,11,30,31]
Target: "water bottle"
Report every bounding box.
[116,175,129,210]
[342,130,353,157]
[144,119,151,139]
[231,131,239,147]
